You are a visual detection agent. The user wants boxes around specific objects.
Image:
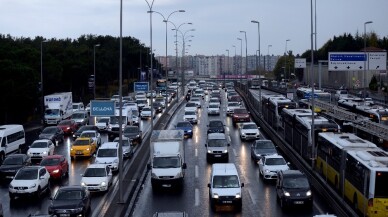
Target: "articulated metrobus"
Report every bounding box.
[316,132,388,216]
[267,97,297,129]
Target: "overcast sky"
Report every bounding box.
[1,0,387,57]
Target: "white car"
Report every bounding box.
[27,139,55,160]
[146,90,156,98]
[95,142,119,172]
[258,154,290,180]
[207,103,220,115]
[170,82,178,89]
[81,164,113,192]
[239,122,260,140]
[140,106,153,119]
[135,91,147,100]
[183,111,198,124]
[226,102,241,116]
[96,117,110,130]
[184,102,198,113]
[80,130,101,147]
[190,97,202,108]
[9,166,51,200]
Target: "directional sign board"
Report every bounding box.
[329,52,365,71]
[369,52,387,70]
[295,58,306,68]
[90,100,115,117]
[134,82,149,92]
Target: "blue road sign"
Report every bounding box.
[134,82,149,92]
[90,100,115,116]
[329,53,366,61]
[304,93,318,99]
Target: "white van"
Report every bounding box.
[73,102,85,112]
[208,163,244,211]
[0,125,26,163]
[94,142,119,172]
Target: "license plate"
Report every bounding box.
[222,201,232,204]
[76,151,82,154]
[59,214,71,217]
[294,201,304,204]
[239,119,244,121]
[6,176,14,179]
[33,153,40,156]
[214,155,221,157]
[162,184,172,187]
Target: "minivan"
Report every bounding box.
[205,133,230,162]
[94,142,119,172]
[208,163,244,211]
[0,125,26,163]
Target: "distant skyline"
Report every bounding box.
[1,0,387,57]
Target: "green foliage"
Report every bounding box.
[369,75,378,91]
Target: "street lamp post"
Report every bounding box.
[251,20,260,74]
[40,40,48,122]
[146,0,155,132]
[93,44,100,99]
[232,45,236,75]
[226,49,229,85]
[364,21,373,99]
[240,31,248,76]
[267,45,272,71]
[174,28,195,94]
[284,39,290,80]
[237,38,243,84]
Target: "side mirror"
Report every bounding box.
[182,163,187,169]
[241,183,245,187]
[207,183,211,188]
[287,162,291,165]
[147,163,152,170]
[93,154,96,157]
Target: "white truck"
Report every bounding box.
[148,130,186,190]
[44,92,73,125]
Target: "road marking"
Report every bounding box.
[195,148,198,157]
[195,188,200,206]
[248,189,257,205]
[233,148,237,157]
[195,165,198,178]
[314,200,325,214]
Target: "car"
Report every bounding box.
[123,125,142,144]
[81,164,113,192]
[193,89,205,99]
[136,98,148,110]
[183,111,198,124]
[154,96,166,108]
[94,142,120,172]
[184,102,197,113]
[38,126,64,144]
[258,154,290,180]
[239,122,260,140]
[207,103,220,115]
[207,120,225,134]
[9,166,50,200]
[72,102,85,112]
[250,140,278,162]
[135,91,147,100]
[73,125,100,139]
[110,94,121,102]
[131,109,140,126]
[70,137,97,159]
[71,111,89,126]
[141,106,154,119]
[175,121,194,138]
[58,119,79,135]
[146,90,156,98]
[80,130,101,147]
[226,102,241,116]
[40,155,69,180]
[276,170,313,209]
[166,89,177,98]
[123,96,134,101]
[153,101,164,113]
[209,97,221,105]
[0,154,31,181]
[95,117,110,131]
[205,133,230,162]
[334,90,349,101]
[48,186,91,216]
[190,97,202,108]
[85,103,91,114]
[113,136,134,158]
[27,139,55,162]
[229,95,242,105]
[232,108,250,126]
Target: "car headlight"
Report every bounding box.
[151,173,158,178]
[207,150,212,153]
[101,181,107,186]
[306,190,312,196]
[284,191,291,197]
[42,151,47,155]
[94,160,100,164]
[81,182,86,186]
[264,169,270,173]
[212,193,219,199]
[187,130,192,133]
[86,148,90,151]
[75,207,83,212]
[241,132,246,136]
[52,169,60,173]
[222,149,228,153]
[66,127,70,130]
[235,193,241,199]
[113,159,119,163]
[28,152,32,155]
[70,148,74,151]
[29,183,37,189]
[9,184,13,189]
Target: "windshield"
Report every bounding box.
[45,109,60,116]
[137,99,147,104]
[132,110,139,116]
[73,139,90,146]
[3,156,23,165]
[213,175,239,188]
[40,158,60,166]
[110,116,126,124]
[42,127,57,134]
[185,111,196,116]
[153,156,180,168]
[15,169,38,180]
[209,104,219,108]
[113,138,130,146]
[283,177,310,188]
[209,121,223,127]
[265,157,287,166]
[58,120,72,126]
[243,124,257,129]
[124,127,138,133]
[31,142,48,148]
[234,109,247,114]
[97,149,117,157]
[208,139,227,147]
[98,118,109,124]
[81,132,95,138]
[254,141,276,150]
[143,108,151,112]
[72,113,85,119]
[84,168,106,177]
[177,122,192,128]
[375,171,388,197]
[55,190,83,200]
[186,103,196,108]
[228,103,239,107]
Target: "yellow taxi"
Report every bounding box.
[70,137,97,158]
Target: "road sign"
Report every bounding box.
[295,58,306,68]
[134,82,149,92]
[329,52,366,71]
[369,52,387,70]
[304,93,318,99]
[90,100,115,116]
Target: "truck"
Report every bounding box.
[148,130,186,190]
[108,107,132,140]
[44,92,73,125]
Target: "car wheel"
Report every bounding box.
[0,153,5,164]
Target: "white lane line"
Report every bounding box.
[195,148,198,157]
[195,188,200,206]
[195,165,199,178]
[233,148,237,157]
[248,189,257,205]
[313,200,325,214]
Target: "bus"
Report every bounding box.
[250,78,260,89]
[315,132,388,216]
[296,87,332,103]
[267,96,297,129]
[261,94,284,124]
[156,79,167,91]
[338,98,388,125]
[281,110,339,161]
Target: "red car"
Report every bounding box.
[58,119,79,134]
[40,155,69,180]
[232,108,250,126]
